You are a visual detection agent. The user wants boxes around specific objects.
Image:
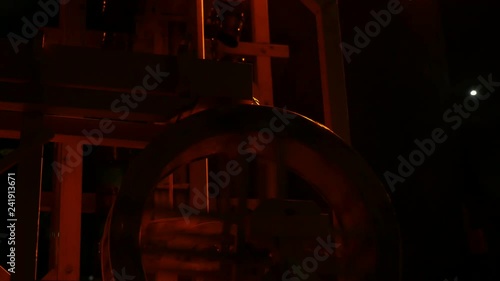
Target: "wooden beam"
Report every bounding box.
[43,114,164,148]
[182,59,253,99]
[40,269,57,281]
[216,41,289,58]
[0,130,18,139]
[189,159,209,213]
[0,266,10,281]
[59,0,86,46]
[12,113,45,281]
[189,0,210,219]
[196,0,206,59]
[0,129,53,174]
[251,0,279,198]
[0,84,191,123]
[51,142,83,280]
[301,0,351,144]
[41,188,190,215]
[39,47,177,92]
[1,45,181,93]
[0,111,166,148]
[251,0,274,106]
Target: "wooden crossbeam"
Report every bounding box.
[38,193,262,215]
[0,85,192,123]
[248,0,281,198]
[250,0,274,106]
[0,111,165,148]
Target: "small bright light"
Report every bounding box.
[88,275,94,281]
[470,90,477,96]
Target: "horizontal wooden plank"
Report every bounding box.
[1,43,254,100]
[0,111,167,148]
[156,183,190,189]
[250,215,331,237]
[39,45,180,92]
[0,83,196,122]
[210,40,290,58]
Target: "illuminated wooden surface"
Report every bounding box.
[301,0,351,144]
[48,143,83,281]
[250,0,282,198]
[0,265,10,281]
[251,0,274,106]
[59,0,86,46]
[216,41,289,58]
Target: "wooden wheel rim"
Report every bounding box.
[101,105,401,281]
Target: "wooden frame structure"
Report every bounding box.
[0,0,348,280]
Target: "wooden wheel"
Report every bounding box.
[101,104,401,281]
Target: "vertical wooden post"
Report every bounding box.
[12,113,44,281]
[51,142,82,281]
[168,174,174,208]
[197,0,206,59]
[59,0,87,46]
[251,0,280,198]
[186,0,210,214]
[301,0,351,144]
[189,159,209,212]
[153,17,165,55]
